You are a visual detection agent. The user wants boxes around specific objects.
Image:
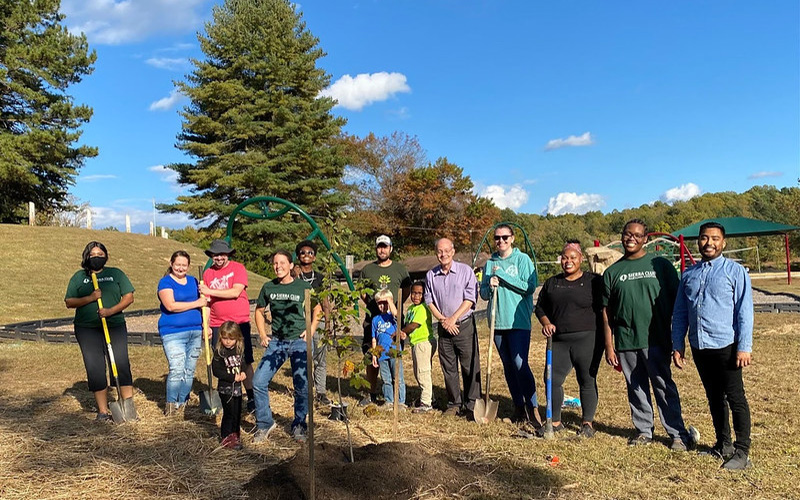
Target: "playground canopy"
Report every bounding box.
[672,217,799,284]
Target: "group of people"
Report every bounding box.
[64,217,754,469]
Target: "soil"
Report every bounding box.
[244,442,488,500]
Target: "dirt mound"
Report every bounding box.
[245,441,485,499]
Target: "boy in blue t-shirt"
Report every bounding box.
[371,288,406,406]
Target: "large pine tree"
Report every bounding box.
[163,0,347,269]
[0,0,97,222]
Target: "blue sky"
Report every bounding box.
[60,0,799,232]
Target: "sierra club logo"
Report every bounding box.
[620,270,657,282]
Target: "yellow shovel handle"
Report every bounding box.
[91,272,119,379]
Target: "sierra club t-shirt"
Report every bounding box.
[360,261,412,319]
[405,303,433,346]
[65,267,135,328]
[602,254,679,351]
[157,274,202,335]
[535,272,602,334]
[203,261,250,327]
[256,278,312,340]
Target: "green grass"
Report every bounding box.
[0,224,268,324]
[749,276,800,297]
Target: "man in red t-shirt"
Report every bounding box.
[200,239,256,412]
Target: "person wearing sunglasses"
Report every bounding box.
[293,239,331,406]
[602,219,698,451]
[479,225,542,427]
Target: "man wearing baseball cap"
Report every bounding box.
[200,239,256,412]
[359,235,412,406]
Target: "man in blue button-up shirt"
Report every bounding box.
[672,221,753,470]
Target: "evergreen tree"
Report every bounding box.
[162,0,347,270]
[0,0,97,222]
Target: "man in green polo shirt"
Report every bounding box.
[602,219,698,451]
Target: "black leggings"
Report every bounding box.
[549,330,602,422]
[221,395,242,438]
[74,324,133,392]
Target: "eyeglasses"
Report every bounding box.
[621,232,646,240]
[494,234,512,241]
[298,250,315,256]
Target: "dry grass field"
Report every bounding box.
[1,313,797,499]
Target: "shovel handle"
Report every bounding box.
[485,286,498,403]
[198,266,212,366]
[91,273,119,380]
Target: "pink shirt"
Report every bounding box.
[203,261,250,327]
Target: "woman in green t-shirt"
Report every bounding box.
[64,241,136,423]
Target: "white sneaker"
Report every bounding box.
[252,422,278,443]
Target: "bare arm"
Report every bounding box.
[65,289,101,309]
[602,307,618,367]
[199,282,245,300]
[255,306,270,347]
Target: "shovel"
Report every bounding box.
[91,272,138,423]
[198,267,222,416]
[474,286,499,424]
[542,336,555,440]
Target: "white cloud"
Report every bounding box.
[320,72,411,111]
[544,132,595,151]
[149,90,187,111]
[747,171,783,180]
[155,42,194,53]
[149,165,182,192]
[660,183,702,203]
[145,57,189,70]
[61,0,207,45]
[546,192,605,215]
[480,184,529,210]
[82,174,117,182]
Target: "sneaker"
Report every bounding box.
[535,423,565,438]
[315,394,333,406]
[246,399,256,414]
[443,406,460,417]
[461,409,475,422]
[721,449,752,470]
[291,425,307,443]
[358,395,373,407]
[687,425,700,451]
[578,423,596,438]
[670,437,688,452]
[95,412,113,423]
[701,442,736,460]
[412,403,434,414]
[628,434,652,446]
[221,434,238,449]
[252,422,278,443]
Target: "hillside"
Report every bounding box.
[0,224,269,324]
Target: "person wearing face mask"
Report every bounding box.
[535,241,604,438]
[65,241,136,423]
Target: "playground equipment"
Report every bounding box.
[205,196,355,291]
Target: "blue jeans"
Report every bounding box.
[378,357,406,404]
[253,338,308,431]
[161,329,202,405]
[494,329,538,408]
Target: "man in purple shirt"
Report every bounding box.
[425,237,481,419]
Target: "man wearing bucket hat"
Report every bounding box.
[359,235,412,407]
[200,239,256,412]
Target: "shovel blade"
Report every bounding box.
[109,398,138,423]
[473,399,487,424]
[199,390,222,416]
[485,400,499,422]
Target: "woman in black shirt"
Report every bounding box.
[535,241,603,437]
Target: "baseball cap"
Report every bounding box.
[375,235,392,247]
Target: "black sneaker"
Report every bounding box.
[578,423,596,438]
[721,449,752,470]
[95,412,113,423]
[702,442,736,460]
[315,394,332,406]
[535,423,564,438]
[628,434,652,446]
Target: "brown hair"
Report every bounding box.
[216,321,244,356]
[166,250,192,276]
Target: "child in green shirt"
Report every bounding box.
[403,282,437,412]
